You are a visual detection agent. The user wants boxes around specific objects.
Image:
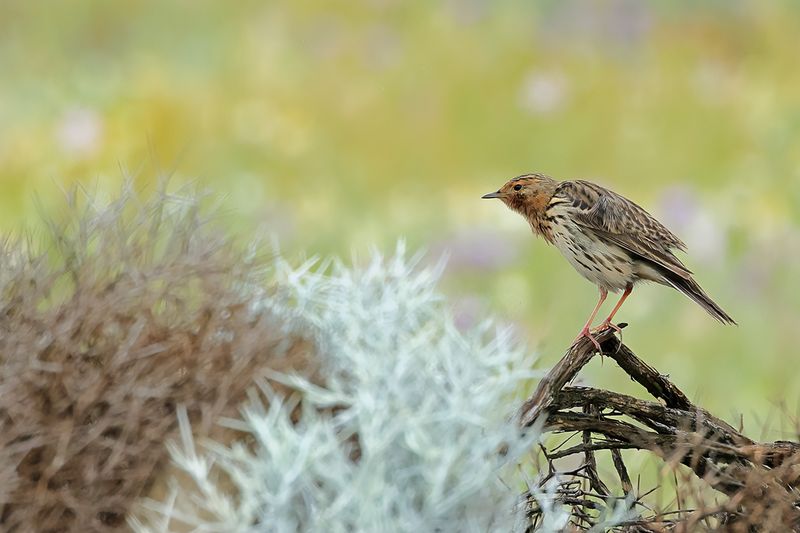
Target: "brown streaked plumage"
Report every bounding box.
[482,173,735,350]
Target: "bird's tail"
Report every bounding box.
[661,270,736,325]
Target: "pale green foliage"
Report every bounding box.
[133,244,548,532]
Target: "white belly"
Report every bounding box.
[549,220,635,292]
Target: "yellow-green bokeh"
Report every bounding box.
[2,0,800,430]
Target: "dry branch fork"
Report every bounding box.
[519,327,800,531]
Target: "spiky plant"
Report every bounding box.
[133,244,546,532]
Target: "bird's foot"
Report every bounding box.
[573,327,602,353]
[591,321,627,353]
[591,320,623,335]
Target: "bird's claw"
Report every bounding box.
[590,321,625,353]
[591,321,622,335]
[574,327,602,353]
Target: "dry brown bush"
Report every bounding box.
[0,185,316,532]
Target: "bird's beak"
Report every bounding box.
[482,191,502,199]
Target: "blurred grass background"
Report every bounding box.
[1,0,799,434]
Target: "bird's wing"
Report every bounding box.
[555,180,692,279]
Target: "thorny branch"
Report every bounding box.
[520,325,800,532]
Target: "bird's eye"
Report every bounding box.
[513,184,522,191]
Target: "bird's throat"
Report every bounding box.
[508,196,554,243]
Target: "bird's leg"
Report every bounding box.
[593,285,633,335]
[573,288,607,352]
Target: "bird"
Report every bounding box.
[482,173,735,351]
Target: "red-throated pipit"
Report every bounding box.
[482,173,735,350]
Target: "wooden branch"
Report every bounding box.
[610,448,632,495]
[553,387,751,448]
[520,324,800,531]
[602,335,692,410]
[582,403,610,498]
[518,327,619,427]
[545,411,746,495]
[549,440,638,460]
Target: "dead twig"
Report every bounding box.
[520,325,800,531]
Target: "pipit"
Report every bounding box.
[482,173,735,350]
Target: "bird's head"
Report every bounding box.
[482,173,558,216]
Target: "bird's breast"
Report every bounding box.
[548,217,636,292]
